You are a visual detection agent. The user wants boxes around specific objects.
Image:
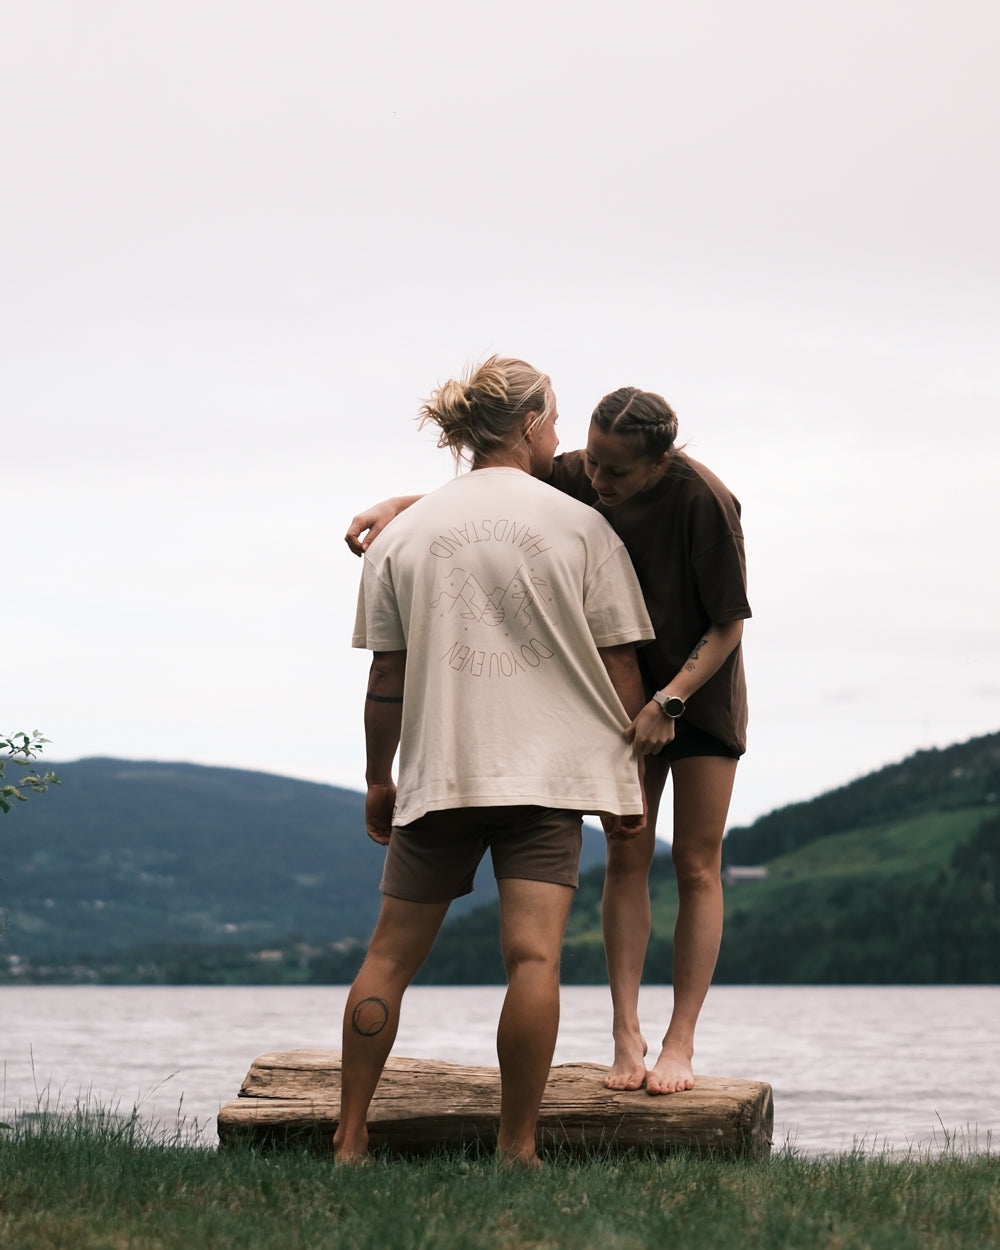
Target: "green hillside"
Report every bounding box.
[647,806,998,983]
[0,756,609,975]
[412,732,1000,985]
[0,759,381,956]
[2,733,998,984]
[720,731,1000,864]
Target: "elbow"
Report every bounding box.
[369,650,406,697]
[713,619,744,653]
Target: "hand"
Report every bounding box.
[365,782,396,845]
[345,499,406,555]
[600,809,647,840]
[345,509,380,556]
[625,701,677,756]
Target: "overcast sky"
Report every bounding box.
[4,0,998,832]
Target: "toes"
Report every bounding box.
[645,1072,693,1096]
[604,1069,648,1092]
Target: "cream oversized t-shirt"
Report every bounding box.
[353,468,654,826]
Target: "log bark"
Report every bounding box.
[217,1050,773,1160]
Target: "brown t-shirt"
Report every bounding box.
[547,449,751,754]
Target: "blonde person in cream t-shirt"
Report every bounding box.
[334,356,653,1167]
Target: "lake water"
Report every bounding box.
[2,985,997,1157]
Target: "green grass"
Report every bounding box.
[763,807,998,881]
[1,1106,997,1250]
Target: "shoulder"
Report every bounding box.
[547,449,596,502]
[512,475,628,563]
[527,471,609,519]
[363,478,459,560]
[670,454,743,517]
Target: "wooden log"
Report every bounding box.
[217,1049,773,1161]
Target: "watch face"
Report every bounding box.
[663,696,685,717]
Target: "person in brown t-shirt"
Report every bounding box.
[345,384,751,1099]
[548,387,750,1096]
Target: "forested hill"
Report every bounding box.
[0,757,609,964]
[2,733,998,984]
[722,730,1000,864]
[0,759,381,958]
[406,730,1000,986]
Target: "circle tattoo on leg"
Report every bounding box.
[351,996,390,1036]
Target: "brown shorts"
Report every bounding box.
[380,805,583,904]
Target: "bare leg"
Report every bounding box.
[332,895,450,1163]
[646,755,736,1096]
[495,877,574,1165]
[601,753,670,1090]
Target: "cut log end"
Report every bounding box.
[218,1050,774,1161]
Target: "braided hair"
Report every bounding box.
[590,387,679,460]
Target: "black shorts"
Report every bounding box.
[660,717,741,764]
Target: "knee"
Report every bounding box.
[502,940,561,982]
[671,845,722,892]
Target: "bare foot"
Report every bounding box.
[335,1145,372,1165]
[604,1031,648,1091]
[496,1132,544,1167]
[332,1128,371,1165]
[497,1148,544,1168]
[333,1148,372,1167]
[645,1044,694,1096]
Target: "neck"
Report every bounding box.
[472,446,530,472]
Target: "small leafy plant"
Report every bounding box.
[1,730,60,814]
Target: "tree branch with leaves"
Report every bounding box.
[1,731,60,814]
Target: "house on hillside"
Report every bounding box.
[721,865,769,888]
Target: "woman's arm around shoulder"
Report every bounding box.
[345,495,424,555]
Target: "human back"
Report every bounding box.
[336,356,654,1168]
[356,465,652,824]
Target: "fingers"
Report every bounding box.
[365,783,396,844]
[632,736,665,757]
[344,521,370,556]
[603,812,646,840]
[614,814,646,839]
[346,509,387,555]
[627,705,676,757]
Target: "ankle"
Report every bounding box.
[611,1013,643,1038]
[658,1034,694,1061]
[497,1143,542,1168]
[333,1126,369,1159]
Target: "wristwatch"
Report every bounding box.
[652,691,686,719]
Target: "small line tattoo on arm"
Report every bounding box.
[351,996,390,1036]
[366,693,404,703]
[684,636,709,673]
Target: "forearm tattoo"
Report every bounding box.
[351,996,390,1036]
[366,692,404,703]
[684,636,709,673]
